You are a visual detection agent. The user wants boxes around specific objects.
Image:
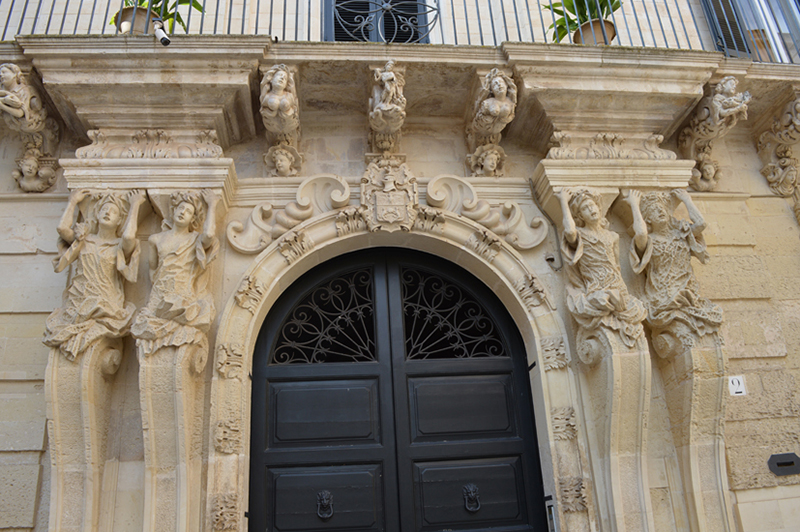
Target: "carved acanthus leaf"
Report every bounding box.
[560,476,588,512]
[466,231,502,263]
[216,343,244,380]
[547,132,677,160]
[515,274,555,312]
[413,206,445,233]
[552,407,577,441]
[214,418,242,454]
[336,206,367,236]
[679,76,750,191]
[76,129,223,159]
[427,175,547,249]
[212,493,240,531]
[226,175,351,254]
[234,275,266,315]
[541,337,568,371]
[279,230,314,264]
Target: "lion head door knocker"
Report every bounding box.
[463,483,481,513]
[316,490,333,520]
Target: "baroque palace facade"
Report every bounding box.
[1,2,800,532]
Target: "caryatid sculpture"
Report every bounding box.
[0,63,59,192]
[131,190,220,532]
[679,76,750,192]
[43,189,146,532]
[466,69,516,171]
[260,64,303,175]
[558,188,647,363]
[369,60,407,154]
[628,189,722,357]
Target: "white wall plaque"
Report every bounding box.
[728,376,747,396]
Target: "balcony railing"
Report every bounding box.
[0,0,798,63]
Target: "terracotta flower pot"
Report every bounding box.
[572,19,617,44]
[116,6,157,34]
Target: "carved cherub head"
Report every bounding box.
[13,149,56,192]
[468,144,506,177]
[168,191,206,232]
[569,188,607,228]
[715,75,738,97]
[264,144,301,177]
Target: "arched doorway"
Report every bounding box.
[250,248,547,531]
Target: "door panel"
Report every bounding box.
[251,250,545,532]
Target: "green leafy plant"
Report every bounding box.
[544,0,622,42]
[110,0,204,33]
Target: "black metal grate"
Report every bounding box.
[271,268,376,364]
[401,267,507,360]
[330,0,436,43]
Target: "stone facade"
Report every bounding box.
[0,35,798,532]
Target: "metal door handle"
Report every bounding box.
[316,490,333,520]
[463,483,480,513]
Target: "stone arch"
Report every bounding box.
[205,207,592,532]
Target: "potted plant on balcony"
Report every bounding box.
[110,0,203,34]
[544,0,622,44]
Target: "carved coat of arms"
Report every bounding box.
[360,159,418,232]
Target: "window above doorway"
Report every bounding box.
[323,0,439,43]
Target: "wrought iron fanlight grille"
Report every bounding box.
[332,0,439,44]
[401,267,507,360]
[271,268,376,364]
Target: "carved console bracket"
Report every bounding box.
[427,175,547,249]
[260,65,304,176]
[369,60,406,154]
[679,76,751,191]
[0,62,60,192]
[466,68,517,153]
[757,94,800,224]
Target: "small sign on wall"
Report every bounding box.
[728,376,747,396]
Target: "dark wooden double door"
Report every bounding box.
[251,249,546,532]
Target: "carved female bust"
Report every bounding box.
[468,69,517,150]
[259,64,300,145]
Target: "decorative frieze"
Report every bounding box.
[466,231,501,263]
[514,274,555,312]
[541,337,568,371]
[211,493,240,531]
[369,60,406,154]
[76,129,223,159]
[216,343,244,380]
[679,76,750,191]
[214,418,242,454]
[552,407,577,441]
[279,230,314,264]
[548,132,676,160]
[0,62,60,192]
[234,275,266,315]
[560,476,588,512]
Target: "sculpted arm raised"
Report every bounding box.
[625,189,649,252]
[201,189,220,250]
[121,190,146,258]
[673,188,706,235]
[56,189,90,246]
[557,189,578,246]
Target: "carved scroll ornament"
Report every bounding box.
[466,69,517,153]
[227,175,351,254]
[369,60,406,153]
[629,190,722,358]
[427,175,548,249]
[758,95,800,224]
[679,76,751,191]
[0,63,60,192]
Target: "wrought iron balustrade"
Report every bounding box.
[1,0,799,63]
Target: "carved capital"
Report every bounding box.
[679,76,751,191]
[466,68,517,153]
[76,129,223,159]
[369,60,406,153]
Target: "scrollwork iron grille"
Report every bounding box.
[401,267,507,360]
[271,268,376,364]
[332,0,439,44]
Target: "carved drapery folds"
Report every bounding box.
[260,64,303,176]
[44,188,145,532]
[0,63,60,192]
[679,76,751,191]
[758,95,800,223]
[75,129,224,159]
[427,175,548,249]
[629,190,722,358]
[369,60,406,154]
